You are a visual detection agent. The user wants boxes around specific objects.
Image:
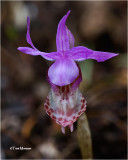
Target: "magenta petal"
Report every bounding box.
[26,17,37,50]
[18,17,60,61]
[66,46,89,61]
[66,26,75,49]
[48,59,79,86]
[67,46,118,62]
[87,51,119,62]
[17,47,59,61]
[56,10,71,52]
[17,47,40,55]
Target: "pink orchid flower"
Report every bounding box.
[18,11,118,134]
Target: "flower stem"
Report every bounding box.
[77,113,93,159]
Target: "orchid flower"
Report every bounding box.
[17,10,118,134]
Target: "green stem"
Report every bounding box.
[77,113,93,159]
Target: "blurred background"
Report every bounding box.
[1,1,127,159]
